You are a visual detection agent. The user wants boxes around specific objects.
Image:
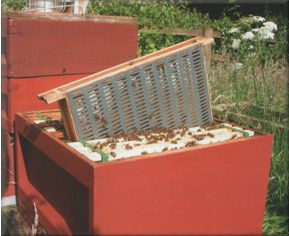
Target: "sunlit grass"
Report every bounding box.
[263,212,289,235]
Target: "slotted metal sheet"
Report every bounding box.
[67,45,212,140]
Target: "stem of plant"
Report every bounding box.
[251,59,259,106]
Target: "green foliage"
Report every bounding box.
[88,0,210,28]
[2,0,26,10]
[87,0,210,55]
[263,213,289,235]
[268,15,289,61]
[267,128,289,214]
[87,0,288,60]
[138,31,190,55]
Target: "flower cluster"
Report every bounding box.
[242,31,254,40]
[231,39,240,49]
[253,16,265,23]
[223,15,278,61]
[221,15,279,63]
[251,21,278,40]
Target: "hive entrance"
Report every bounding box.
[38,37,213,141]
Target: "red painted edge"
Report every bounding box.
[15,113,94,188]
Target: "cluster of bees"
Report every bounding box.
[92,126,216,158]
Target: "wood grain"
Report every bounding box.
[58,99,78,141]
[140,25,222,38]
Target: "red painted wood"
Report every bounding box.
[15,111,273,235]
[17,184,73,235]
[1,54,8,86]
[15,127,90,234]
[6,17,138,78]
[15,112,94,188]
[1,130,15,197]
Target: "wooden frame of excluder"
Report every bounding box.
[38,37,214,141]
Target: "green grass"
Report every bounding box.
[263,212,289,235]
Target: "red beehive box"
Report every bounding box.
[1,11,137,198]
[15,110,272,235]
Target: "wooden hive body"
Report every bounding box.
[39,37,214,141]
[15,110,273,235]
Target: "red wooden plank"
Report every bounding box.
[6,16,138,78]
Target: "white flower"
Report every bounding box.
[252,26,275,40]
[232,63,243,70]
[249,45,254,49]
[259,28,275,40]
[241,31,254,40]
[228,27,240,33]
[231,39,241,49]
[263,21,277,31]
[258,27,275,40]
[263,31,275,40]
[253,16,265,23]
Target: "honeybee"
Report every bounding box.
[110,152,116,158]
[125,144,133,150]
[162,147,168,152]
[207,133,215,138]
[109,143,116,149]
[185,141,196,147]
